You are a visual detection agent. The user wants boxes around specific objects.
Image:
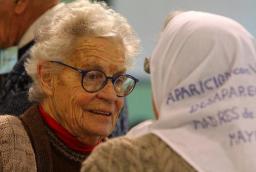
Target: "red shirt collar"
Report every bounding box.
[38,105,99,153]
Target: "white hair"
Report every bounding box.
[25,0,140,102]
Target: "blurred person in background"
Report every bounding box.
[0,0,130,137]
[0,0,60,113]
[0,0,139,171]
[81,11,256,172]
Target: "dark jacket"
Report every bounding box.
[0,42,34,115]
[20,105,88,172]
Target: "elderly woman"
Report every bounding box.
[0,0,129,139]
[81,11,256,172]
[0,0,139,171]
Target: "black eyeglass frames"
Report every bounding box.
[49,61,139,97]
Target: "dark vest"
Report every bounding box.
[20,105,89,172]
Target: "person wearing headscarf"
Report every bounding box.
[0,0,139,171]
[81,11,256,172]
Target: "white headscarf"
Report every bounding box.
[129,11,256,172]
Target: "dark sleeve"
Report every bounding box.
[0,51,33,115]
[0,92,32,115]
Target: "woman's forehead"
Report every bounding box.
[67,37,126,72]
[75,57,125,71]
[74,36,124,52]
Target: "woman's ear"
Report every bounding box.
[14,0,29,14]
[37,62,54,97]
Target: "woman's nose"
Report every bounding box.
[96,80,118,102]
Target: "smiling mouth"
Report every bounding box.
[88,110,112,116]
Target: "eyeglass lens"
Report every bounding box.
[82,71,137,97]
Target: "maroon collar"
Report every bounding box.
[38,105,99,153]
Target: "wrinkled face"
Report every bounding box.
[50,37,125,142]
[0,0,16,48]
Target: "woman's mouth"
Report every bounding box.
[88,110,112,116]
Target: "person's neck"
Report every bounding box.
[41,99,102,145]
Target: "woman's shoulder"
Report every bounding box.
[81,134,169,171]
[81,135,144,172]
[0,115,28,139]
[82,133,197,172]
[0,115,24,137]
[0,115,36,172]
[137,134,197,171]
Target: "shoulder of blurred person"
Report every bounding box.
[81,133,196,172]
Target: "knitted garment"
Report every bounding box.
[0,115,36,172]
[46,126,87,163]
[81,133,197,172]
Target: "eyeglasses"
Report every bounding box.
[49,61,139,97]
[144,57,150,74]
